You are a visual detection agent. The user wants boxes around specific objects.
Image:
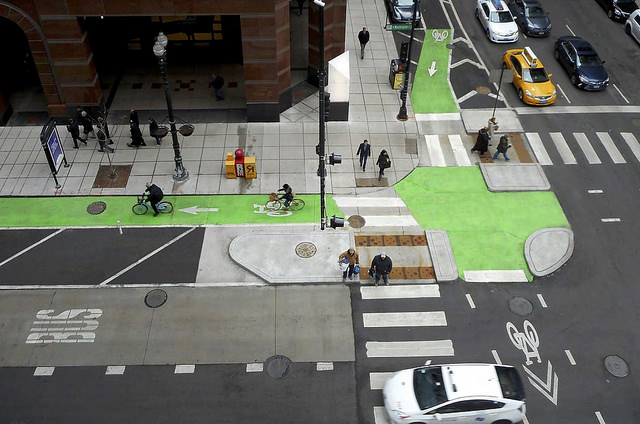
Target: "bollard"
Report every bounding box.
[117,220,123,235]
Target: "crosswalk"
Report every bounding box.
[423,131,640,167]
[333,196,420,230]
[357,284,454,424]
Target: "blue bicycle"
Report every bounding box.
[132,194,173,215]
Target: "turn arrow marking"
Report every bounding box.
[522,360,558,405]
[179,206,219,215]
[428,61,437,77]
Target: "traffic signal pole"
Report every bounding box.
[316,0,327,230]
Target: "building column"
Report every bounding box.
[308,0,347,85]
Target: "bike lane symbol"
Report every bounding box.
[506,320,559,405]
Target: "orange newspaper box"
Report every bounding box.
[225,152,236,179]
[244,156,256,179]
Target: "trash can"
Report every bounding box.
[389,59,405,90]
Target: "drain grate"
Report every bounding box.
[509,297,533,316]
[348,215,366,228]
[87,201,107,215]
[264,355,292,379]
[295,242,317,258]
[144,289,168,308]
[605,355,629,377]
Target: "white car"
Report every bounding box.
[625,9,640,43]
[476,0,519,43]
[383,363,526,424]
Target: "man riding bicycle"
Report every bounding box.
[277,183,294,209]
[145,182,164,216]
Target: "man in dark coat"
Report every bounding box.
[148,118,162,145]
[127,123,146,147]
[66,119,87,149]
[356,139,371,172]
[371,252,392,286]
[358,27,370,59]
[96,116,114,145]
[96,127,114,153]
[210,74,224,100]
[79,110,96,139]
[471,127,490,157]
[492,134,511,161]
[376,149,391,181]
[145,182,164,216]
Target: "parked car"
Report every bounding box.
[385,0,421,23]
[595,0,639,22]
[625,9,640,42]
[507,0,551,37]
[503,47,556,105]
[383,363,526,424]
[553,36,609,90]
[476,0,519,43]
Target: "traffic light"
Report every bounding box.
[328,153,342,165]
[400,42,409,63]
[329,215,344,228]
[323,92,331,121]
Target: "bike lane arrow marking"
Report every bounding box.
[522,360,559,405]
[428,61,437,76]
[179,206,219,215]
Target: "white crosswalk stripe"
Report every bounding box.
[425,134,446,166]
[551,132,577,164]
[449,134,473,166]
[621,132,640,162]
[363,311,447,327]
[333,196,420,228]
[574,132,601,164]
[526,132,553,165]
[366,340,455,357]
[596,132,626,164]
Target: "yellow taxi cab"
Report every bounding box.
[503,46,556,106]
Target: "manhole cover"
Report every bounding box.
[605,355,629,377]
[476,86,491,95]
[145,289,168,308]
[348,215,366,228]
[264,355,292,379]
[87,201,107,215]
[508,296,533,316]
[295,242,317,258]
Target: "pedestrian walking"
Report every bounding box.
[79,110,96,139]
[492,134,512,161]
[358,27,370,60]
[66,119,87,149]
[376,149,391,181]
[356,139,371,172]
[471,127,490,157]
[209,73,225,101]
[96,127,115,153]
[148,118,162,145]
[129,109,140,127]
[96,116,114,145]
[127,122,146,147]
[487,117,498,144]
[370,252,392,286]
[338,247,360,282]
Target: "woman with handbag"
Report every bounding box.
[376,150,391,181]
[338,247,360,282]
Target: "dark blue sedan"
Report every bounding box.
[553,36,609,91]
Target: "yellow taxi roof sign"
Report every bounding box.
[523,47,538,67]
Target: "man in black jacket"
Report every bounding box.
[145,182,164,216]
[358,27,370,60]
[371,252,392,286]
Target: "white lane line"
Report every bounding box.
[450,58,482,69]
[361,284,440,299]
[517,105,640,114]
[373,406,387,424]
[316,362,334,371]
[425,135,446,166]
[596,132,626,163]
[174,364,195,374]
[466,293,476,309]
[246,363,263,372]
[34,367,55,376]
[556,83,571,104]
[106,366,126,375]
[613,83,630,103]
[525,133,553,165]
[0,228,65,267]
[565,349,576,365]
[333,197,407,207]
[537,293,548,308]
[588,189,603,194]
[366,340,454,357]
[601,218,621,222]
[370,372,393,390]
[99,227,197,286]
[550,132,577,164]
[363,311,447,327]
[620,132,640,162]
[464,270,528,282]
[457,90,477,103]
[595,411,606,424]
[565,24,576,36]
[573,132,601,164]
[449,134,473,166]
[492,350,502,365]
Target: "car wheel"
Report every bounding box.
[553,49,559,60]
[490,420,513,424]
[626,24,632,35]
[607,8,614,19]
[486,28,490,39]
[475,8,479,19]
[570,73,578,86]
[518,89,524,101]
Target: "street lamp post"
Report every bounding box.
[397,0,419,121]
[316,0,328,230]
[153,32,189,182]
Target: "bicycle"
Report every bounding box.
[132,194,173,215]
[265,192,305,211]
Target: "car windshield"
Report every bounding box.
[413,367,448,410]
[395,0,414,5]
[495,366,526,401]
[578,54,603,67]
[522,67,549,83]
[526,6,546,18]
[491,11,514,23]
[617,0,636,4]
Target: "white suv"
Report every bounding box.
[625,9,640,44]
[476,0,519,43]
[383,363,526,424]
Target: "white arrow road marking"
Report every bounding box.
[522,360,559,405]
[179,206,219,215]
[428,61,437,76]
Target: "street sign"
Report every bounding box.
[385,23,412,31]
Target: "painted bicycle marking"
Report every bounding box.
[253,203,292,217]
[26,308,102,344]
[432,29,449,43]
[506,320,541,365]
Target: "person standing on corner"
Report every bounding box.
[129,109,140,128]
[79,110,96,139]
[471,126,490,157]
[338,247,360,282]
[210,73,225,101]
[356,139,371,172]
[128,122,146,148]
[66,119,86,149]
[493,134,512,161]
[376,149,391,181]
[371,252,392,286]
[96,116,114,145]
[148,118,162,145]
[96,126,114,153]
[358,27,370,60]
